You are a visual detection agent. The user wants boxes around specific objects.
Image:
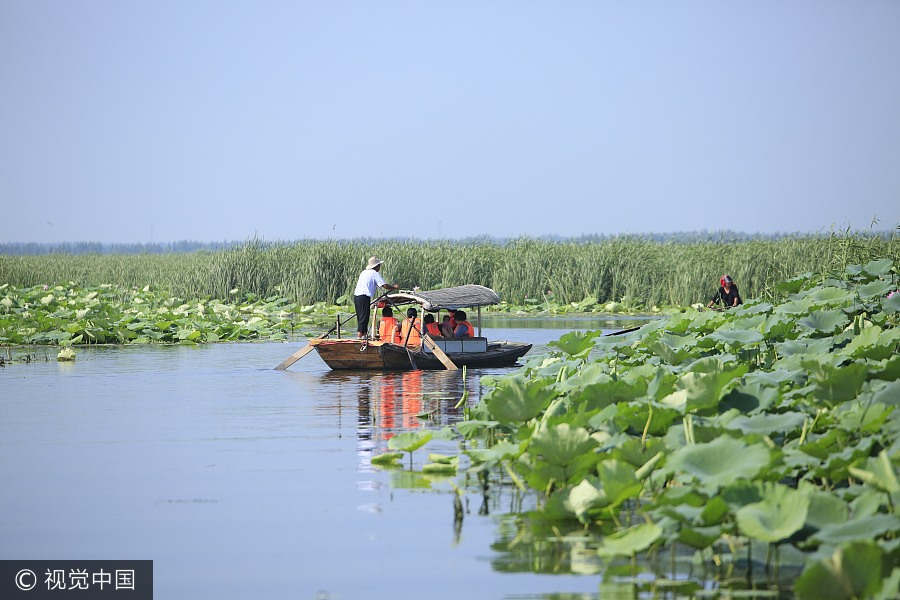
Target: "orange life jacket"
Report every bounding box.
[457,320,475,338]
[400,317,422,347]
[425,322,442,337]
[379,317,401,344]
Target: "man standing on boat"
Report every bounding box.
[354,256,399,339]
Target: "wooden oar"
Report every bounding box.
[423,334,458,371]
[604,325,642,336]
[274,343,318,370]
[274,290,393,370]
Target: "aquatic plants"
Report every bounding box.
[0,282,337,346]
[457,258,900,596]
[2,232,896,308]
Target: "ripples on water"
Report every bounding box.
[1,320,795,598]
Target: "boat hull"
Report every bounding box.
[309,339,531,371]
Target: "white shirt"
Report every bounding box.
[354,268,385,297]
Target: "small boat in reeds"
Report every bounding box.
[309,285,531,371]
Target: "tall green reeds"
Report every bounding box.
[1,235,896,308]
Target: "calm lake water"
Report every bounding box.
[1,318,667,599]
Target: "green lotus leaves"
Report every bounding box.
[708,328,764,347]
[812,514,900,546]
[596,460,641,510]
[841,325,896,359]
[660,364,748,413]
[566,478,607,522]
[884,293,900,315]
[596,522,662,557]
[465,440,522,465]
[848,450,900,495]
[485,377,555,423]
[798,309,850,336]
[858,279,894,299]
[804,286,855,306]
[549,330,601,357]
[666,435,770,491]
[806,360,868,405]
[725,411,805,436]
[863,258,894,277]
[529,423,597,468]
[795,541,885,600]
[802,488,850,529]
[735,483,809,542]
[370,451,404,466]
[720,381,780,414]
[387,430,433,454]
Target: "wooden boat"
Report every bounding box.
[310,284,532,371]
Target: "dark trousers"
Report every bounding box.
[354,294,371,335]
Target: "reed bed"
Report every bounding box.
[2,235,896,308]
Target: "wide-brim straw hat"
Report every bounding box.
[366,256,384,269]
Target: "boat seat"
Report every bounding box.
[422,336,488,354]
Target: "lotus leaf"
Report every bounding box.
[465,440,521,465]
[566,478,607,522]
[795,541,884,600]
[725,411,805,436]
[735,483,809,542]
[709,328,764,347]
[804,286,855,305]
[858,279,894,299]
[370,451,403,466]
[720,382,780,414]
[485,377,555,423]
[661,364,747,413]
[387,430,433,453]
[529,423,597,467]
[802,488,850,529]
[807,360,867,405]
[678,525,721,549]
[596,460,641,509]
[848,450,900,494]
[883,293,900,315]
[812,514,900,545]
[666,435,770,491]
[842,325,887,359]
[422,461,457,475]
[776,298,816,316]
[798,309,849,336]
[596,522,662,557]
[733,301,773,316]
[549,330,600,357]
[863,258,894,277]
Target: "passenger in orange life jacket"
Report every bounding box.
[423,313,442,338]
[453,310,475,338]
[378,306,401,344]
[400,307,422,347]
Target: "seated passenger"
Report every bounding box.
[378,307,401,344]
[424,313,442,337]
[440,315,454,337]
[400,307,422,347]
[453,310,475,338]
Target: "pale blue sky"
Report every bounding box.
[1,1,898,243]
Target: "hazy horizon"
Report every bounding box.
[3,1,899,243]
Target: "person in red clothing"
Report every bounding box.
[440,315,454,337]
[423,313,442,337]
[453,310,475,338]
[378,306,401,343]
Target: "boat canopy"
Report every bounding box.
[387,285,501,311]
